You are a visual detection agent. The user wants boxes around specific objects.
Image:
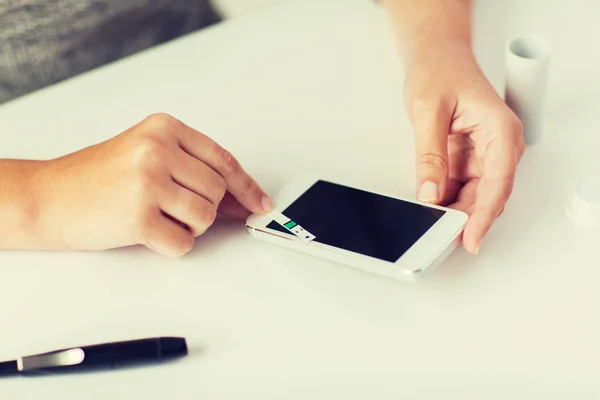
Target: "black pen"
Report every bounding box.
[0,337,187,376]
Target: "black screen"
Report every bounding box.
[267,180,445,263]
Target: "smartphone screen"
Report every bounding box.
[267,180,446,263]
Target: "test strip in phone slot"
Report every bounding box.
[268,210,316,242]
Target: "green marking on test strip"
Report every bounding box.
[284,220,297,229]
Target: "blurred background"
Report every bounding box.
[213,0,282,18]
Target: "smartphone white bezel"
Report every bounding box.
[246,177,468,281]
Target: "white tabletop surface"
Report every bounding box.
[1,0,599,398]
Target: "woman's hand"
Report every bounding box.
[42,113,273,257]
[404,36,525,254]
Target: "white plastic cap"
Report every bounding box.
[566,178,600,226]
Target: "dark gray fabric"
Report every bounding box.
[0,0,221,104]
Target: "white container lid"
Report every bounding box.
[566,178,600,226]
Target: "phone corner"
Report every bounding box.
[397,267,424,283]
[458,210,469,225]
[245,224,257,238]
[448,207,469,225]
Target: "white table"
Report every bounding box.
[1,0,599,398]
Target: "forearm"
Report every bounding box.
[0,160,52,250]
[380,0,472,63]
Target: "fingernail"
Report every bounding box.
[418,181,438,202]
[261,196,274,212]
[473,240,481,254]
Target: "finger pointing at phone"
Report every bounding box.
[174,121,274,217]
[40,113,273,257]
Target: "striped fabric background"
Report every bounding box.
[0,0,221,104]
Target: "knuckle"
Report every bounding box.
[238,177,259,200]
[131,137,169,170]
[215,144,238,172]
[171,234,194,257]
[511,114,524,136]
[143,113,180,136]
[513,118,526,156]
[203,167,227,193]
[500,111,526,156]
[181,196,199,220]
[185,198,217,234]
[507,110,524,132]
[144,112,175,128]
[166,233,194,258]
[419,152,448,171]
[213,175,227,199]
[201,203,218,226]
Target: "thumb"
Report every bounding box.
[409,102,451,204]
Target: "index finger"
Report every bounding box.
[175,120,273,215]
[463,137,519,253]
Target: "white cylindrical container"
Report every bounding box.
[566,178,600,227]
[504,35,552,145]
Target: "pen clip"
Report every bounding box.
[17,348,85,372]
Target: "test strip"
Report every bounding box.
[268,209,316,242]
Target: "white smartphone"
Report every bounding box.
[246,177,468,282]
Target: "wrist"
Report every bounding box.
[381,0,473,66]
[32,160,65,250]
[403,33,472,67]
[0,160,57,250]
[22,161,60,250]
